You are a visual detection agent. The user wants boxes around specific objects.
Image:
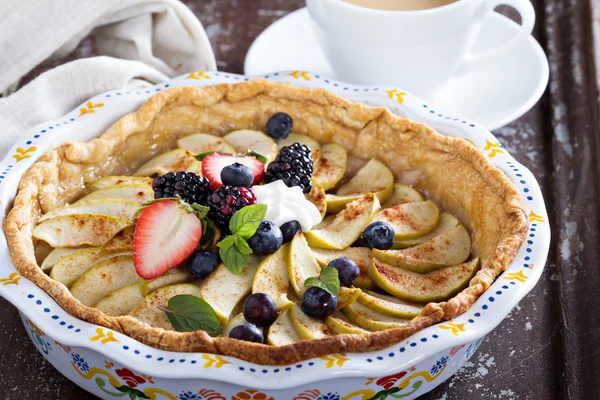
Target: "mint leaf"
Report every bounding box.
[217,235,235,249]
[159,294,221,334]
[245,150,268,164]
[304,266,340,295]
[195,151,216,161]
[229,204,267,239]
[219,243,249,274]
[191,203,210,218]
[234,235,253,255]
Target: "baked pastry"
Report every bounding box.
[4,80,527,365]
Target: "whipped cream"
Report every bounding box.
[252,180,322,232]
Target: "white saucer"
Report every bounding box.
[244,8,549,131]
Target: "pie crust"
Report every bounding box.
[4,79,528,365]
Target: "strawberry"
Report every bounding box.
[133,199,202,279]
[201,153,264,190]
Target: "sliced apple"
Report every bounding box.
[337,287,362,309]
[312,143,347,191]
[40,199,139,222]
[306,179,327,219]
[369,258,480,302]
[325,312,370,335]
[288,233,322,296]
[393,212,460,249]
[357,290,422,318]
[311,247,376,290]
[40,248,80,272]
[50,247,132,287]
[313,215,335,230]
[103,225,134,251]
[199,256,260,324]
[95,283,144,316]
[252,244,294,311]
[33,214,131,248]
[76,184,154,203]
[373,225,471,273]
[267,308,302,346]
[70,255,139,307]
[87,176,152,191]
[372,200,440,240]
[305,193,380,250]
[129,283,203,331]
[177,133,236,155]
[342,302,411,331]
[140,265,192,296]
[222,313,248,337]
[289,304,331,340]
[382,184,424,208]
[133,149,203,176]
[224,130,278,163]
[336,158,394,202]
[278,133,322,169]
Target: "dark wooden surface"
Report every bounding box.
[1,1,599,399]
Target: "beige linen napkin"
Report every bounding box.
[0,0,216,158]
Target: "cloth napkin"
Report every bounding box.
[0,0,216,159]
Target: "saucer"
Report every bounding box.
[244,8,549,131]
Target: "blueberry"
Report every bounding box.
[221,163,254,187]
[266,112,293,139]
[243,293,277,327]
[301,287,338,319]
[329,257,360,287]
[229,323,264,343]
[363,221,395,250]
[280,220,302,244]
[186,250,220,279]
[247,221,283,255]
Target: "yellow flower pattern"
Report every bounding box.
[12,147,37,163]
[438,322,466,336]
[0,272,21,285]
[385,89,407,103]
[504,271,528,283]
[290,71,311,81]
[201,354,230,368]
[484,140,505,158]
[79,101,104,116]
[90,327,120,344]
[319,353,350,368]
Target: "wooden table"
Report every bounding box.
[1,1,599,399]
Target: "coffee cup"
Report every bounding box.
[306,0,535,100]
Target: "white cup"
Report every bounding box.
[306,0,535,101]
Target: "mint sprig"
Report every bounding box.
[217,204,267,274]
[244,150,268,164]
[159,294,221,334]
[195,151,217,161]
[304,266,340,295]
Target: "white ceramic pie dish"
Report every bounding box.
[0,71,550,400]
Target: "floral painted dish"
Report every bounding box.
[0,71,550,399]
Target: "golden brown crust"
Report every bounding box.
[4,79,527,365]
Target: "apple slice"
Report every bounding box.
[372,200,440,240]
[333,159,394,208]
[222,313,248,337]
[103,225,134,251]
[87,176,152,191]
[40,199,139,222]
[267,308,302,346]
[133,149,203,176]
[129,283,204,331]
[252,244,294,311]
[50,248,132,287]
[373,225,471,273]
[337,287,362,309]
[140,265,193,296]
[224,130,278,163]
[278,133,322,169]
[70,255,139,307]
[357,290,423,318]
[311,247,377,290]
[305,193,380,250]
[369,258,480,302]
[95,283,144,316]
[382,184,424,208]
[312,143,347,191]
[325,312,370,335]
[33,214,131,247]
[40,248,80,272]
[393,212,460,249]
[342,302,411,331]
[76,184,154,203]
[289,304,331,340]
[177,133,236,155]
[199,256,260,324]
[288,233,322,297]
[305,179,327,219]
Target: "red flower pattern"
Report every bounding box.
[116,368,146,388]
[376,371,408,390]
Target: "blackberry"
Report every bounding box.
[207,186,256,231]
[265,142,313,193]
[152,171,211,205]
